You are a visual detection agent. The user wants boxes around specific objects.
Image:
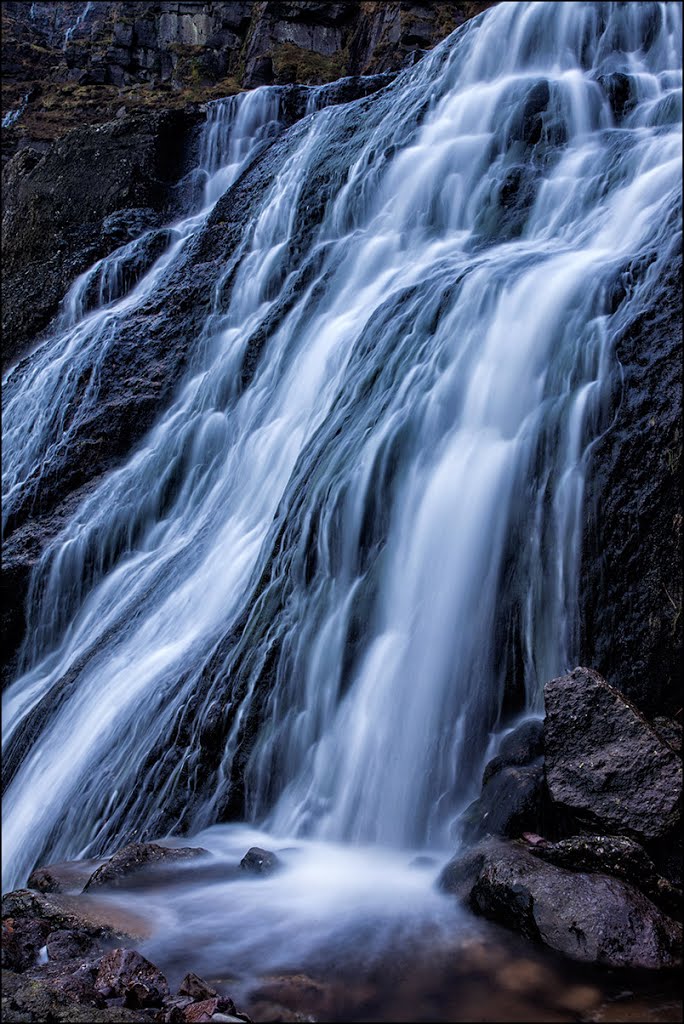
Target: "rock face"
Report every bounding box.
[579,241,682,717]
[440,838,682,970]
[1,107,200,370]
[544,668,682,842]
[2,1,495,113]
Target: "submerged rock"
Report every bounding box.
[83,842,209,891]
[240,847,282,876]
[439,838,682,970]
[544,668,682,842]
[27,857,106,895]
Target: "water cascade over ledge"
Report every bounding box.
[2,1,682,899]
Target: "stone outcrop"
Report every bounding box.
[439,838,682,970]
[1,1,495,155]
[579,240,682,717]
[543,667,682,842]
[1,107,200,369]
[440,667,683,969]
[2,881,251,1022]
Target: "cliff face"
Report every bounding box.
[1,1,494,147]
[1,0,493,365]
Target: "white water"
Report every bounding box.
[2,1,682,902]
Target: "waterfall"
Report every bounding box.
[2,1,681,893]
[63,1,94,48]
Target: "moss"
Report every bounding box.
[272,42,348,84]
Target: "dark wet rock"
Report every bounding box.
[177,972,217,1001]
[469,763,547,840]
[653,715,683,755]
[2,888,148,946]
[439,838,682,969]
[83,842,209,892]
[1,108,201,370]
[482,718,545,785]
[94,948,169,1008]
[597,71,636,122]
[544,668,682,842]
[27,858,106,895]
[1,915,50,972]
[240,847,282,876]
[523,834,682,920]
[579,243,682,716]
[101,208,162,247]
[46,928,99,962]
[47,969,107,1010]
[1,967,148,1022]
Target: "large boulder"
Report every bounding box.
[544,668,682,842]
[439,839,682,969]
[523,834,682,920]
[83,842,208,892]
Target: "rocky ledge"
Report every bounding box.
[1,842,250,1023]
[439,667,683,971]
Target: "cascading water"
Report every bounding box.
[2,0,682,915]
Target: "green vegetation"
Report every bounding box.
[272,42,348,84]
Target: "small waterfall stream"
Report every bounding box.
[2,0,681,931]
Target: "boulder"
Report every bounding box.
[471,763,547,839]
[544,668,682,842]
[481,718,544,785]
[240,847,281,876]
[523,834,682,919]
[83,842,209,891]
[439,839,682,970]
[94,948,169,1008]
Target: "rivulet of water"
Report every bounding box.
[2,1,681,892]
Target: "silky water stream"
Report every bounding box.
[2,2,682,1020]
